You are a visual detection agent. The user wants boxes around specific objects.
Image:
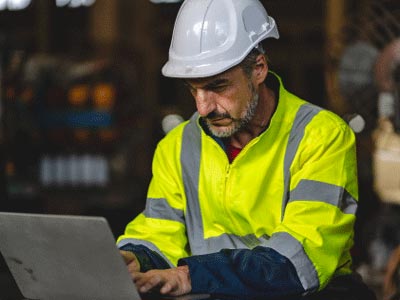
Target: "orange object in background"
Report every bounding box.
[93,83,116,110]
[98,128,117,143]
[20,87,34,104]
[73,129,91,143]
[68,84,90,106]
[5,161,15,177]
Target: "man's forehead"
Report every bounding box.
[186,66,241,85]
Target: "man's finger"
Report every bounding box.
[160,282,173,294]
[132,271,141,282]
[139,274,163,293]
[120,250,136,264]
[127,261,139,273]
[120,250,140,273]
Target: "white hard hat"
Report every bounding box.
[162,0,279,78]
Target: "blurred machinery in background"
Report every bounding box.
[149,0,182,3]
[0,0,96,10]
[373,39,400,208]
[328,1,400,298]
[1,49,154,235]
[7,55,117,189]
[373,38,400,300]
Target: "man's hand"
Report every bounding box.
[134,265,192,296]
[120,250,141,275]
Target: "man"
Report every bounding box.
[118,0,376,299]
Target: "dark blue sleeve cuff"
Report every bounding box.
[119,244,170,272]
[178,246,305,299]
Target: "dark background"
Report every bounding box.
[0,0,399,298]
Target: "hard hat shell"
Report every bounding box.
[162,0,279,78]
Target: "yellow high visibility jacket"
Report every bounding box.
[118,73,358,294]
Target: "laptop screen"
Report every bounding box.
[0,212,141,300]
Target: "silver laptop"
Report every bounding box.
[0,212,210,300]
[0,213,140,300]
[0,212,141,300]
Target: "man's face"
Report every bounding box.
[185,66,259,138]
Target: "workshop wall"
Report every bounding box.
[2,0,399,298]
[0,0,331,235]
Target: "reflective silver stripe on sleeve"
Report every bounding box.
[117,238,174,267]
[282,104,321,220]
[181,113,205,254]
[194,233,271,255]
[290,179,357,215]
[143,198,185,224]
[267,232,319,293]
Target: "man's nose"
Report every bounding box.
[195,90,216,117]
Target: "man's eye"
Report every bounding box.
[212,85,227,92]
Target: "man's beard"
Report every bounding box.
[204,83,259,138]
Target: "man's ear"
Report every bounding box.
[253,54,268,85]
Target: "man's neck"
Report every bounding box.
[229,84,276,149]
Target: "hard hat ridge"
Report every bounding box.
[162,0,279,78]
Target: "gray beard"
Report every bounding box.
[206,85,259,138]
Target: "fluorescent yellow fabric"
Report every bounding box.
[117,73,358,291]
